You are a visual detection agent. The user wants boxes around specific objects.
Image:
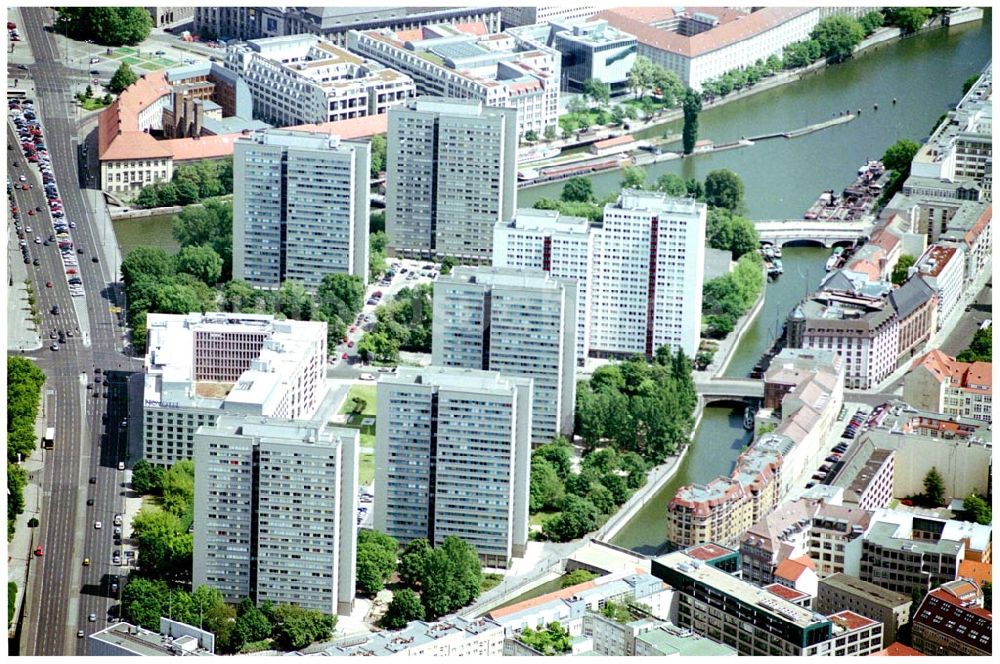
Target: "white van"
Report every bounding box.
[359,373,375,381]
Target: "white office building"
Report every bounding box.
[374,366,532,568]
[142,313,327,466]
[386,97,517,262]
[493,209,596,364]
[192,390,358,615]
[912,244,965,329]
[591,190,706,358]
[224,34,415,126]
[501,7,599,29]
[233,129,370,291]
[433,266,576,442]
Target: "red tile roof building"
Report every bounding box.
[903,349,992,423]
[870,642,926,656]
[912,579,992,656]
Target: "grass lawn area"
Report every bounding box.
[360,432,375,449]
[139,495,162,513]
[114,47,137,56]
[122,56,142,65]
[79,97,111,111]
[155,58,176,66]
[359,452,375,486]
[139,62,162,71]
[340,385,377,416]
[530,510,560,528]
[482,573,504,592]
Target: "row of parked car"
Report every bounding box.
[804,408,868,489]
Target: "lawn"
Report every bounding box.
[482,573,504,592]
[360,432,375,449]
[359,452,375,486]
[340,385,377,417]
[154,58,177,66]
[113,47,138,56]
[139,62,163,71]
[530,510,560,528]
[79,97,111,111]
[121,56,141,66]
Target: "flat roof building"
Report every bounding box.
[142,313,327,466]
[88,618,215,657]
[232,129,370,291]
[374,366,532,568]
[386,97,517,262]
[432,266,576,442]
[324,616,504,656]
[817,573,912,646]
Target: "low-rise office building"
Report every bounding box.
[912,244,964,329]
[432,267,576,442]
[816,573,912,646]
[325,616,504,656]
[857,508,993,595]
[903,350,992,423]
[88,618,215,657]
[911,579,992,656]
[347,22,560,136]
[142,313,327,466]
[192,394,358,615]
[232,129,370,291]
[374,367,532,567]
[652,550,884,656]
[224,35,415,126]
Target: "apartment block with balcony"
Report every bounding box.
[233,129,370,292]
[142,313,327,466]
[432,266,576,442]
[385,97,517,262]
[374,366,532,568]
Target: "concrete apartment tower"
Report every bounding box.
[374,366,532,568]
[493,209,597,365]
[193,392,359,616]
[386,97,517,262]
[432,266,576,443]
[233,129,370,291]
[591,189,706,358]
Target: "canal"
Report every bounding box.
[608,19,991,553]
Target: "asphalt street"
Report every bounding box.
[14,7,142,655]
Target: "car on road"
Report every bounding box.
[118,462,125,471]
[94,521,102,529]
[50,304,59,314]
[89,476,97,484]
[50,343,59,351]
[32,258,39,266]
[88,614,96,622]
[77,630,85,638]
[359,373,375,381]
[34,546,43,556]
[113,514,122,527]
[87,498,94,506]
[83,558,91,566]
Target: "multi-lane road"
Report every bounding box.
[13,7,141,655]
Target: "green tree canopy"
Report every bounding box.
[682,88,702,155]
[655,173,689,197]
[923,466,946,506]
[56,7,152,46]
[131,458,165,495]
[859,10,884,36]
[621,166,647,190]
[270,603,336,650]
[888,7,932,34]
[234,598,273,648]
[583,78,611,106]
[122,246,175,287]
[561,176,594,203]
[131,508,192,583]
[370,134,387,178]
[810,15,865,62]
[356,530,398,596]
[109,62,139,93]
[543,494,600,542]
[957,325,991,363]
[890,254,916,285]
[519,622,572,655]
[529,457,565,512]
[561,569,599,588]
[882,139,922,173]
[382,588,425,629]
[420,537,483,618]
[704,169,745,212]
[398,538,432,589]
[175,245,223,286]
[533,438,573,479]
[121,577,173,630]
[172,199,234,280]
[961,493,991,525]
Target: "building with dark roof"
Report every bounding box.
[888,276,938,365]
[911,579,992,656]
[817,573,912,645]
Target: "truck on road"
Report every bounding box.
[43,426,55,449]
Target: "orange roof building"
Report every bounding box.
[595,7,855,91]
[903,349,992,423]
[958,559,993,587]
[870,642,926,656]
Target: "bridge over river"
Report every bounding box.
[753,218,874,247]
[694,376,764,405]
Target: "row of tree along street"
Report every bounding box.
[7,357,46,539]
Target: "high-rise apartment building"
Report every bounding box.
[193,390,358,615]
[432,266,576,442]
[233,129,370,291]
[142,313,327,466]
[591,190,706,358]
[493,209,596,364]
[374,366,532,568]
[386,97,517,262]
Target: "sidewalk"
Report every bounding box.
[7,224,42,352]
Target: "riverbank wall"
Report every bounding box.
[110,205,184,221]
[714,285,767,378]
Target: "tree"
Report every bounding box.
[122,577,172,630]
[530,457,565,512]
[543,494,600,542]
[583,78,611,106]
[533,439,573,479]
[810,15,865,63]
[523,129,538,142]
[704,169,745,212]
[108,62,138,94]
[681,88,701,155]
[122,246,174,287]
[923,467,946,506]
[561,176,594,203]
[962,74,981,95]
[619,452,648,489]
[131,508,192,582]
[727,216,759,259]
[369,230,388,280]
[357,330,399,364]
[782,41,814,69]
[859,10,884,36]
[544,125,557,140]
[561,569,599,588]
[356,530,398,596]
[172,199,233,279]
[398,538,432,589]
[655,173,688,197]
[56,7,152,46]
[222,280,258,313]
[891,7,932,34]
[519,622,572,655]
[983,581,992,612]
[131,459,165,495]
[276,281,312,320]
[890,254,916,285]
[234,599,272,649]
[957,325,991,363]
[370,134,386,178]
[882,139,921,173]
[161,460,195,518]
[627,56,654,99]
[440,256,458,275]
[317,273,365,323]
[270,603,336,651]
[962,493,991,525]
[175,245,223,285]
[420,536,482,618]
[621,166,646,190]
[382,588,425,629]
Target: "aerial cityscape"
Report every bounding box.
[4,4,993,658]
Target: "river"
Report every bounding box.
[607,19,991,553]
